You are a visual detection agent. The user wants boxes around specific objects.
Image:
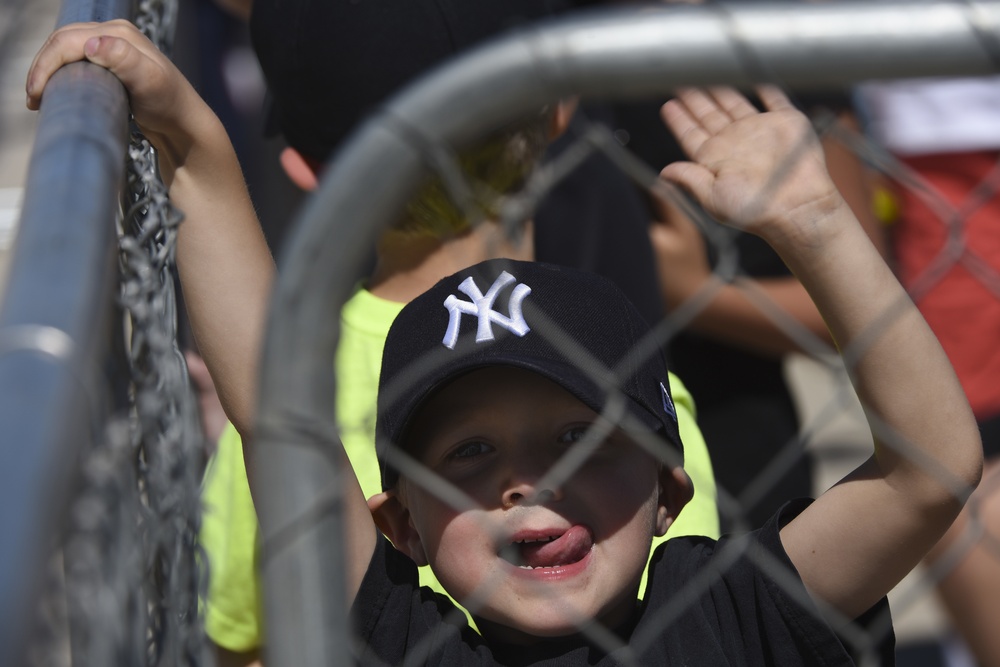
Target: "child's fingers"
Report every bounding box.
[756,85,793,112]
[85,19,165,63]
[659,162,714,207]
[26,21,159,110]
[661,98,710,159]
[26,24,99,108]
[673,88,733,134]
[707,87,757,120]
[79,34,165,97]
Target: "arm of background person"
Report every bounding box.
[650,110,887,358]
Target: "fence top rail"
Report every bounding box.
[252,2,1000,665]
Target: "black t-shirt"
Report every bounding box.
[350,500,895,665]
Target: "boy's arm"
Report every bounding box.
[649,197,832,358]
[26,22,378,602]
[27,21,270,442]
[659,87,983,619]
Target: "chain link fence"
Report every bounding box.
[253,2,1000,665]
[3,0,1000,666]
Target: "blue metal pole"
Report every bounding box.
[0,0,132,662]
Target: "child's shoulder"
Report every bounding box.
[353,536,484,657]
[638,500,890,665]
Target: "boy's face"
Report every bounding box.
[387,366,684,643]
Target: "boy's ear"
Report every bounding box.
[654,466,694,537]
[279,146,320,192]
[368,490,429,566]
[549,98,579,140]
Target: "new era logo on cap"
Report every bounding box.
[660,381,676,420]
[442,271,532,349]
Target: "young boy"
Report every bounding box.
[350,88,983,661]
[27,18,982,666]
[209,1,721,658]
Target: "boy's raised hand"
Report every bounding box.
[660,88,982,622]
[26,20,210,182]
[659,87,844,241]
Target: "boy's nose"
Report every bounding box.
[501,479,563,509]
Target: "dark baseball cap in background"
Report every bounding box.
[249,0,570,164]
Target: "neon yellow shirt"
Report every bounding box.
[201,288,401,649]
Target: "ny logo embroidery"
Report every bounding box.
[442,271,532,349]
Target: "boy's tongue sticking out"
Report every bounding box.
[515,525,593,569]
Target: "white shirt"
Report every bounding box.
[857,76,1000,155]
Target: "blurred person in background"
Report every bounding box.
[857,74,1000,667]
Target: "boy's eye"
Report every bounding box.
[447,440,493,461]
[558,426,590,445]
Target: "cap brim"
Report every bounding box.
[395,352,666,447]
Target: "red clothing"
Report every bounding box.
[893,150,1000,420]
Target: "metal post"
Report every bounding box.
[0,0,132,662]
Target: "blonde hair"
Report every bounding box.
[397,111,552,238]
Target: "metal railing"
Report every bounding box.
[0,0,131,660]
[4,1,999,665]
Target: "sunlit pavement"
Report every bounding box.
[0,0,60,298]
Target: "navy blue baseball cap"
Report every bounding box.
[250,0,570,163]
[376,259,683,489]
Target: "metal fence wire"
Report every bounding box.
[251,2,1000,666]
[5,1,1000,667]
